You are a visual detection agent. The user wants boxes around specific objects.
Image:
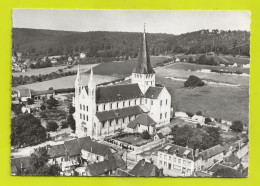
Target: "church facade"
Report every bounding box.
[73,27,172,140]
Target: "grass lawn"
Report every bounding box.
[114,133,151,146]
[157,76,249,125]
[90,56,171,78]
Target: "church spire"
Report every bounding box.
[75,63,82,83]
[88,68,95,88]
[132,24,155,74]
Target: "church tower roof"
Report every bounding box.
[133,24,155,74]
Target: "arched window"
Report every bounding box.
[103,104,106,110]
[80,104,82,110]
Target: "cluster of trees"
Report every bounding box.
[184,75,205,88]
[11,113,47,147]
[171,125,222,150]
[188,55,219,66]
[230,120,244,132]
[12,28,250,59]
[141,131,151,139]
[29,58,52,69]
[12,70,77,86]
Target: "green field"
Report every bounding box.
[90,56,171,77]
[157,76,249,125]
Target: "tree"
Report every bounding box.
[40,104,46,111]
[68,104,75,114]
[205,117,212,124]
[46,121,59,132]
[141,130,150,139]
[67,114,76,132]
[202,127,222,149]
[61,121,68,129]
[11,103,23,115]
[27,98,34,105]
[184,75,205,88]
[11,113,47,147]
[188,56,193,63]
[230,120,244,132]
[46,96,59,109]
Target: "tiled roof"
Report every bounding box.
[64,139,81,157]
[145,86,163,99]
[81,140,111,156]
[18,88,31,97]
[95,83,144,103]
[132,30,155,74]
[87,150,125,176]
[11,156,31,174]
[129,159,163,177]
[96,105,147,122]
[31,89,55,96]
[222,154,241,167]
[199,145,225,160]
[158,144,195,160]
[48,144,66,158]
[127,113,156,129]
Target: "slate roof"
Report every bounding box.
[18,88,31,97]
[132,30,155,74]
[199,145,225,160]
[81,139,111,156]
[48,144,66,158]
[87,150,125,176]
[11,156,31,174]
[96,105,147,122]
[31,89,55,96]
[129,159,163,177]
[145,86,163,99]
[158,144,195,160]
[95,83,144,103]
[209,163,243,177]
[127,113,156,129]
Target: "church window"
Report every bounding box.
[160,113,162,119]
[80,104,82,110]
[166,99,168,105]
[160,100,162,106]
[151,100,153,105]
[83,114,85,120]
[80,113,82,119]
[83,105,85,110]
[87,115,88,121]
[165,112,167,118]
[87,106,88,111]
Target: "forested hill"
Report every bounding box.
[12,28,250,58]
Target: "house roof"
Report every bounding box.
[96,105,147,122]
[31,89,55,96]
[132,29,155,74]
[18,88,31,97]
[155,132,164,139]
[127,113,156,129]
[145,86,163,99]
[48,144,66,158]
[129,159,163,177]
[209,163,243,177]
[222,154,241,167]
[199,145,225,160]
[158,144,195,160]
[194,171,211,177]
[10,156,31,174]
[87,150,125,176]
[64,139,81,157]
[81,139,111,156]
[95,83,143,103]
[115,168,131,177]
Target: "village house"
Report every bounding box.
[17,88,31,102]
[73,26,171,140]
[156,144,198,177]
[129,159,164,177]
[31,89,55,101]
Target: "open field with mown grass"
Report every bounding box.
[90,56,171,77]
[157,76,249,124]
[12,64,97,77]
[13,74,117,91]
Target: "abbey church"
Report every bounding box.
[73,27,172,139]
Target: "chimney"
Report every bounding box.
[195,149,199,157]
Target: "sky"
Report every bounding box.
[13,10,250,35]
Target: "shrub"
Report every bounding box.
[205,117,212,124]
[46,121,59,132]
[184,75,205,88]
[40,104,46,111]
[27,98,34,105]
[39,112,47,118]
[141,130,150,140]
[230,120,243,132]
[186,112,194,118]
[61,121,68,129]
[196,123,202,128]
